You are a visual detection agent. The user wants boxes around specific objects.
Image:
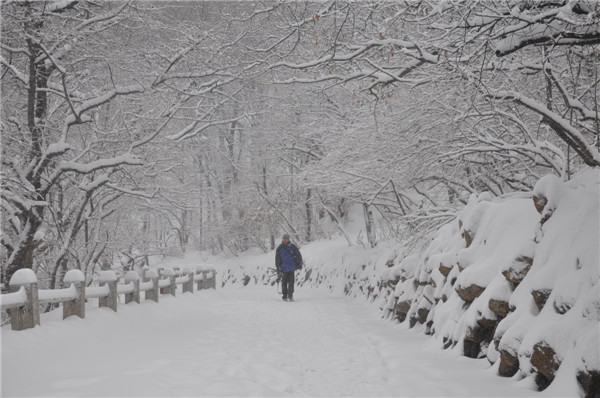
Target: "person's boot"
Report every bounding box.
[288,294,293,302]
[282,295,288,301]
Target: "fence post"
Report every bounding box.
[143,268,159,303]
[158,268,167,295]
[181,267,193,294]
[209,270,216,289]
[200,270,208,290]
[98,271,118,312]
[124,271,140,304]
[8,269,40,331]
[202,271,208,290]
[63,269,86,320]
[195,267,203,290]
[163,268,176,296]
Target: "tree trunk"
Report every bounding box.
[305,188,312,241]
[5,37,49,282]
[5,226,41,284]
[363,202,376,248]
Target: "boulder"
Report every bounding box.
[477,316,497,330]
[532,194,547,214]
[553,301,571,315]
[242,275,251,286]
[463,229,473,247]
[394,300,411,323]
[455,283,485,303]
[552,297,573,315]
[367,286,375,299]
[502,255,534,290]
[343,283,351,295]
[304,268,312,282]
[531,342,561,391]
[464,321,496,359]
[394,299,411,314]
[409,315,417,328]
[489,299,510,318]
[381,276,399,290]
[493,335,501,352]
[531,289,552,312]
[577,368,600,398]
[464,338,481,359]
[498,349,520,377]
[439,263,452,277]
[417,307,429,324]
[425,320,434,335]
[442,337,453,349]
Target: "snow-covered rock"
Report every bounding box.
[379,169,599,396]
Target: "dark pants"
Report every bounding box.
[281,271,295,298]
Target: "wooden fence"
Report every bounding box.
[0,266,216,331]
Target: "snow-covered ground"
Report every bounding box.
[2,286,543,397]
[3,172,596,396]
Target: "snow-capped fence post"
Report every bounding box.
[62,270,86,320]
[8,269,40,331]
[143,269,159,303]
[1,266,217,332]
[124,271,140,304]
[182,267,194,294]
[98,271,118,312]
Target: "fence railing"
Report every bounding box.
[0,266,216,331]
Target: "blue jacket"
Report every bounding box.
[275,243,303,272]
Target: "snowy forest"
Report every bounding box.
[2,0,598,286]
[1,1,599,397]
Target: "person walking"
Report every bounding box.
[275,234,303,301]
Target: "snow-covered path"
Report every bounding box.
[2,287,539,397]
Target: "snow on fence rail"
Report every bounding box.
[0,266,216,331]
